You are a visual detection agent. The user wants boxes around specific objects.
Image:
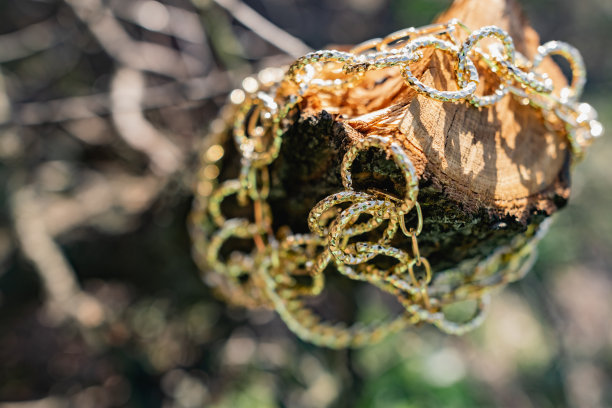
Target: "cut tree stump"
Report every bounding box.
[219,0,571,273]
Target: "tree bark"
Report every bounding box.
[220,0,571,273]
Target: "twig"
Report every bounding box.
[10,70,231,126]
[211,0,312,58]
[110,0,216,77]
[0,397,67,408]
[43,172,163,237]
[110,0,207,43]
[65,0,205,78]
[0,19,67,63]
[11,186,106,328]
[111,67,184,175]
[0,70,9,125]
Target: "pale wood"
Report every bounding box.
[214,0,574,273]
[294,0,571,222]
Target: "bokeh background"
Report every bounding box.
[0,0,611,407]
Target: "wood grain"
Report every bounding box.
[291,0,571,221]
[217,0,574,272]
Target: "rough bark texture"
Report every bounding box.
[221,0,571,273]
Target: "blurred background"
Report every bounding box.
[0,0,611,407]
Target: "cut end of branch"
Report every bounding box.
[290,0,571,222]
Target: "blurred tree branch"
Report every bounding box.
[207,0,312,58]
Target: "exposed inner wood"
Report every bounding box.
[219,0,573,273]
[283,0,571,221]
